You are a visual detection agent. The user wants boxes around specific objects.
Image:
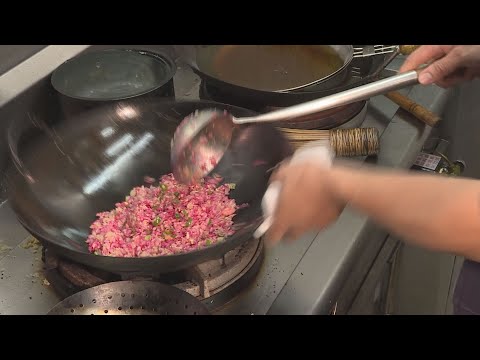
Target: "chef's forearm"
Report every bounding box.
[329,165,480,261]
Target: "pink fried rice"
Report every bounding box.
[86,173,240,257]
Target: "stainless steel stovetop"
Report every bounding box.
[0,45,452,314]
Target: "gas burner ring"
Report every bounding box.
[43,238,265,312]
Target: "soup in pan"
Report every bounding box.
[202,45,345,91]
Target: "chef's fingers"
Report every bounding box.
[285,227,308,242]
[265,220,289,247]
[269,164,289,184]
[399,45,447,73]
[265,173,300,245]
[419,51,467,85]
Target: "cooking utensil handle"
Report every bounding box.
[399,45,421,56]
[330,128,380,157]
[371,45,421,79]
[385,91,441,127]
[234,70,420,125]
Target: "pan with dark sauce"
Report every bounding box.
[199,45,345,92]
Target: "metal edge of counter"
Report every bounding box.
[0,45,92,108]
[0,45,93,204]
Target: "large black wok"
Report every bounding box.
[175,45,381,107]
[7,98,292,275]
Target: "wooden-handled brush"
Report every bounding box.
[279,127,380,157]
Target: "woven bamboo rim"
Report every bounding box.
[279,127,380,157]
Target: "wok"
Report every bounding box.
[189,45,354,92]
[7,98,292,276]
[175,45,378,107]
[175,45,416,109]
[51,48,177,118]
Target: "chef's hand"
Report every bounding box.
[399,45,480,88]
[265,163,346,246]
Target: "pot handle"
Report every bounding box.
[385,91,441,127]
[371,45,421,78]
[352,45,420,59]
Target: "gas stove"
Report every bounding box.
[35,60,372,315]
[42,238,264,313]
[0,46,449,315]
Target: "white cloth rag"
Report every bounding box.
[253,141,335,239]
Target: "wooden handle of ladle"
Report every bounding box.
[399,45,421,56]
[385,91,441,127]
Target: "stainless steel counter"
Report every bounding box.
[0,46,452,314]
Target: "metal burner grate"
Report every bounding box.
[43,238,265,312]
